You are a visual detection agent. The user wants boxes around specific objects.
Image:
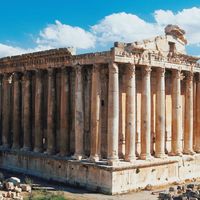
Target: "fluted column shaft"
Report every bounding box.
[12,73,21,150]
[73,65,84,160]
[125,63,136,162]
[107,62,119,164]
[22,71,32,151]
[195,74,200,153]
[60,67,70,156]
[183,72,194,154]
[90,64,101,162]
[155,68,166,158]
[140,66,152,160]
[171,70,182,155]
[46,68,56,155]
[2,74,10,148]
[34,70,43,153]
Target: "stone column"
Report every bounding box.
[2,74,10,149]
[46,68,56,155]
[12,72,21,150]
[183,72,194,154]
[140,66,152,160]
[125,63,136,162]
[34,70,43,153]
[89,64,101,162]
[107,62,119,165]
[60,67,70,156]
[195,73,200,153]
[155,68,166,158]
[22,71,32,151]
[73,65,84,160]
[171,69,182,156]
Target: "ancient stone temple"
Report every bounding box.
[0,25,200,194]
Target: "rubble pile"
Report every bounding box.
[0,176,31,200]
[159,183,200,200]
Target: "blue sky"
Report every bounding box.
[0,0,200,57]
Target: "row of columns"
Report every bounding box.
[0,63,199,165]
[0,68,70,156]
[103,63,199,164]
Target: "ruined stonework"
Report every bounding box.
[0,25,200,194]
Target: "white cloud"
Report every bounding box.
[91,12,162,45]
[154,7,200,45]
[36,20,96,49]
[1,7,200,58]
[0,43,27,58]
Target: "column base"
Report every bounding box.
[89,154,100,162]
[33,147,43,153]
[58,151,69,157]
[168,151,182,157]
[125,155,136,163]
[194,147,200,153]
[183,150,195,155]
[140,154,153,160]
[21,146,31,152]
[44,149,56,155]
[107,158,119,166]
[12,145,20,151]
[72,153,84,160]
[155,153,167,158]
[0,144,10,150]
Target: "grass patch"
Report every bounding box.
[25,190,69,200]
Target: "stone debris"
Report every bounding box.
[6,177,20,186]
[159,183,200,200]
[20,184,31,193]
[0,176,31,200]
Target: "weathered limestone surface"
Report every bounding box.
[0,25,200,194]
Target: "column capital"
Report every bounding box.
[93,63,100,72]
[35,69,43,77]
[185,71,194,82]
[127,63,135,73]
[157,68,165,77]
[142,65,151,75]
[75,64,82,74]
[172,69,183,80]
[109,62,118,74]
[3,73,10,80]
[12,72,21,81]
[22,71,31,81]
[47,68,55,76]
